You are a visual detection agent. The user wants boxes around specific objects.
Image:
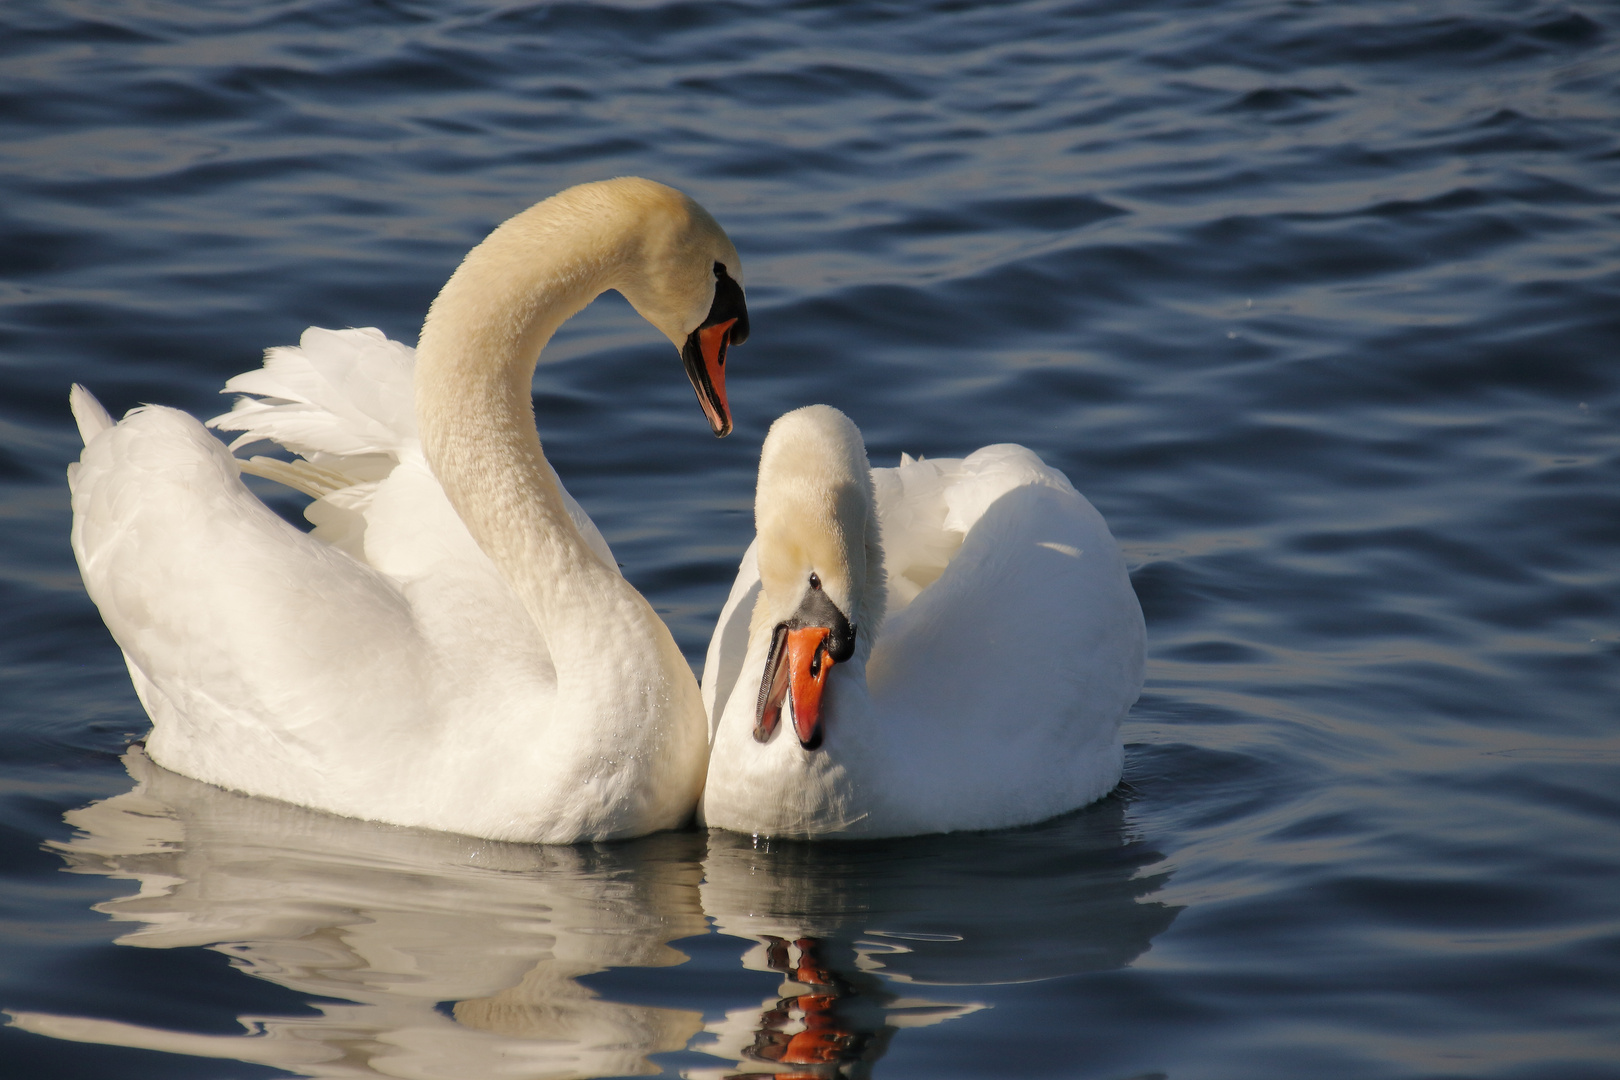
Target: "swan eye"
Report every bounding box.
[808,572,821,591]
[713,261,725,278]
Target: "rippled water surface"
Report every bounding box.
[4,1,1619,1077]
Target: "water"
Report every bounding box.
[2,0,1617,1076]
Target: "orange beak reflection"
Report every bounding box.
[784,626,835,750]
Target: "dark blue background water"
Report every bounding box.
[3,1,1618,1077]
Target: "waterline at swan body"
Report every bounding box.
[700,406,1144,839]
[67,178,749,844]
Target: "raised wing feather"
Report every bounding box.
[209,326,417,459]
[203,326,617,572]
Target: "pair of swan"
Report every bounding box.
[69,178,1144,843]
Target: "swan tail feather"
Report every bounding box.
[69,384,115,446]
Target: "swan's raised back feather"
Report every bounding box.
[208,326,417,459]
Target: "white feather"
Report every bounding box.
[68,178,745,843]
[701,406,1145,838]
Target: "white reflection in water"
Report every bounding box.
[13,749,1178,1080]
[10,748,706,1079]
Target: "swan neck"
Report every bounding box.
[412,205,637,634]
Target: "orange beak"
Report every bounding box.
[682,317,735,437]
[754,623,840,749]
[784,626,834,749]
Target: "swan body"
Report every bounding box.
[700,406,1144,838]
[68,177,749,844]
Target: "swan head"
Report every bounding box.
[430,177,749,438]
[591,179,749,437]
[750,405,886,750]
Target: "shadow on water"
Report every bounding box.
[10,750,1178,1079]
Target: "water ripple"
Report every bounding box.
[2,0,1619,1076]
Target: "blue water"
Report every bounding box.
[3,0,1618,1076]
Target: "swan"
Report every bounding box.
[67,177,749,844]
[699,405,1144,838]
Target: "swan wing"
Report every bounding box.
[70,337,619,836]
[871,444,1076,615]
[209,326,417,460]
[941,443,1078,531]
[68,397,436,808]
[871,454,960,613]
[700,538,762,741]
[204,326,617,572]
[866,452,1143,830]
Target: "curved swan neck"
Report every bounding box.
[412,187,663,643]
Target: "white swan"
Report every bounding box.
[67,177,749,844]
[699,405,1144,838]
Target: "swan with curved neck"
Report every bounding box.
[700,405,1144,838]
[68,178,748,843]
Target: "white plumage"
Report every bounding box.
[701,405,1145,838]
[68,178,747,843]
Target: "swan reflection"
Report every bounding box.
[691,798,1180,1078]
[10,747,706,1078]
[14,751,1178,1078]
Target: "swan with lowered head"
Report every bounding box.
[700,405,1143,838]
[68,178,749,843]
